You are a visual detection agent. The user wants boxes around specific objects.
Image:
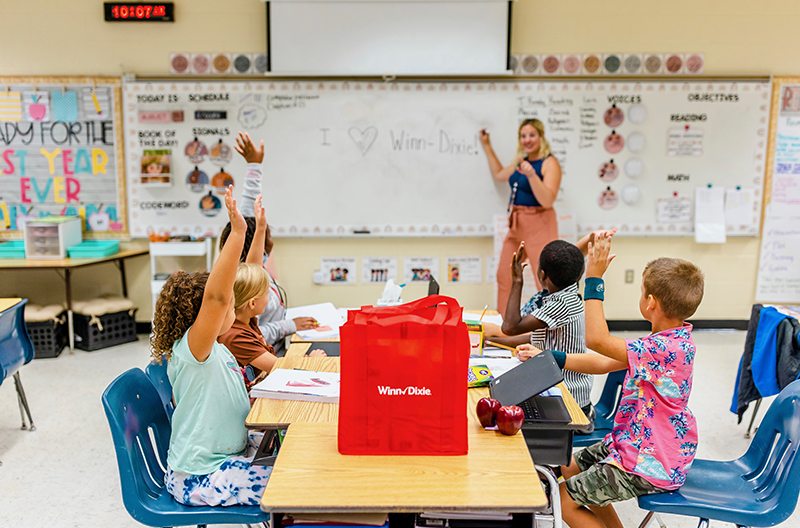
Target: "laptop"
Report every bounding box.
[428,277,440,296]
[488,349,571,425]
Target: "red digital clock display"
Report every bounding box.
[104,3,174,22]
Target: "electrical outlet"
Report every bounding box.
[625,269,634,283]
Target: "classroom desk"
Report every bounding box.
[246,343,590,431]
[261,421,547,513]
[0,249,149,351]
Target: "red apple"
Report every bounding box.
[496,405,525,435]
[29,103,47,121]
[476,397,501,428]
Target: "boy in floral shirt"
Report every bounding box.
[517,234,704,528]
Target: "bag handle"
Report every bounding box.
[354,295,461,327]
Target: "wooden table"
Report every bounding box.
[0,248,149,351]
[246,343,590,430]
[262,421,547,513]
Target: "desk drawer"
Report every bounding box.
[521,427,574,466]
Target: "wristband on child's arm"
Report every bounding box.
[584,277,605,301]
[549,349,567,369]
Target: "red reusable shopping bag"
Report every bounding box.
[338,295,469,456]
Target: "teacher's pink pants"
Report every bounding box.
[496,206,558,317]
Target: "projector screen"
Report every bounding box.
[268,1,510,75]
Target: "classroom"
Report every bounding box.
[1,1,800,527]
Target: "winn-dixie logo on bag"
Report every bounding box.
[377,385,432,396]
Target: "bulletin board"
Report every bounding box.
[123,78,769,238]
[0,76,127,239]
[756,76,800,303]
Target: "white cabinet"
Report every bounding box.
[24,217,82,259]
[149,239,213,312]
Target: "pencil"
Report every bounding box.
[479,305,488,322]
[484,340,518,357]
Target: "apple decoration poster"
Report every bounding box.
[0,78,126,238]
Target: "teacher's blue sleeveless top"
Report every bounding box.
[509,155,550,207]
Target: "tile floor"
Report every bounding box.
[0,331,797,528]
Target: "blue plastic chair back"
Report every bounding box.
[145,359,175,420]
[638,379,800,527]
[0,299,34,385]
[573,370,626,448]
[102,368,269,527]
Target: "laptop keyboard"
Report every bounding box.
[520,398,541,420]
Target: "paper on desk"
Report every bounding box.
[462,312,504,326]
[468,357,522,378]
[285,302,344,340]
[694,186,726,243]
[480,346,514,358]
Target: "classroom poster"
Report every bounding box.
[446,256,482,283]
[403,256,438,283]
[320,257,357,285]
[0,77,126,238]
[756,80,800,302]
[361,256,398,283]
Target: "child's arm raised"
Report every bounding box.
[576,228,618,257]
[245,194,266,265]
[234,131,265,218]
[501,242,548,335]
[187,186,245,362]
[584,234,628,363]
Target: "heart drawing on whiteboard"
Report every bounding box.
[348,126,378,156]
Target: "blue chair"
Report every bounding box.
[572,370,626,448]
[102,368,269,527]
[0,299,36,432]
[145,358,175,420]
[638,379,800,528]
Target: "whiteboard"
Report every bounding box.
[123,79,770,238]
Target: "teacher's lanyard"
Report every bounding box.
[508,182,518,214]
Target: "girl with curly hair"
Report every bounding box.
[150,186,271,507]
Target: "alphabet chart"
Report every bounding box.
[0,76,127,238]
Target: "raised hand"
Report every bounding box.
[254,194,267,231]
[510,242,527,282]
[586,232,616,278]
[224,185,246,234]
[234,131,264,164]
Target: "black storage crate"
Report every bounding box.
[74,309,138,351]
[26,316,67,359]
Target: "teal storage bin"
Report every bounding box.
[0,241,25,258]
[67,240,120,258]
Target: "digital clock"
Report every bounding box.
[104,3,174,22]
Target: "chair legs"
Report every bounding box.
[13,372,35,432]
[535,465,562,528]
[637,511,667,528]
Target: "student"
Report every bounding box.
[220,262,327,377]
[150,187,270,507]
[518,233,704,528]
[219,132,317,356]
[489,239,595,421]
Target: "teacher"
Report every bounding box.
[480,119,562,316]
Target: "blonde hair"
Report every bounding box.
[642,258,705,320]
[233,263,271,310]
[516,119,552,161]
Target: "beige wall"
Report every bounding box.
[2,0,793,321]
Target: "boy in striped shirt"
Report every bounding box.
[496,238,594,425]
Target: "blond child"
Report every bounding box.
[219,262,326,378]
[150,186,270,507]
[518,233,704,528]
